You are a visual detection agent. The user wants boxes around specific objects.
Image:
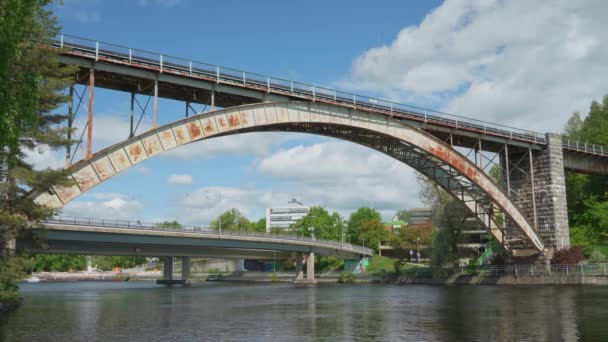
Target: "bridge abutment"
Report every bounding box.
[506,133,570,261]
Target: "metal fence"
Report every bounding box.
[394,264,608,278]
[47,34,608,157]
[49,34,553,143]
[43,216,373,255]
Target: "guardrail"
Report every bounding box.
[48,34,608,158]
[393,263,608,278]
[42,216,373,255]
[50,34,549,144]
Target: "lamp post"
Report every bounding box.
[416,237,420,264]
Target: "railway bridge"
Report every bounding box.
[31,34,608,263]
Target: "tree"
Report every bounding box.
[255,218,267,233]
[358,219,390,254]
[417,175,471,270]
[1,0,77,305]
[92,256,147,271]
[32,254,86,272]
[347,207,381,245]
[394,209,410,223]
[210,208,254,232]
[156,220,182,229]
[292,206,344,241]
[562,96,608,252]
[391,222,433,262]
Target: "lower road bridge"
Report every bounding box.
[17,216,371,284]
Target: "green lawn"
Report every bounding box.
[365,255,429,274]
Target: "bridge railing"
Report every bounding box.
[43,216,373,255]
[561,137,608,157]
[51,34,550,144]
[450,264,608,277]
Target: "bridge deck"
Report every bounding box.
[18,217,371,260]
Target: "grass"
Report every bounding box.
[366,255,395,273]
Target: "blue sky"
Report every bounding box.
[34,0,608,225]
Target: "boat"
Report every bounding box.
[25,276,40,283]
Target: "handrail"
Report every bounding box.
[42,216,373,255]
[49,34,608,157]
[49,34,549,143]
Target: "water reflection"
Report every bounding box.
[1,282,607,341]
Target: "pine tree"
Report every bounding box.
[1,0,77,303]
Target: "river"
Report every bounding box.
[1,282,607,341]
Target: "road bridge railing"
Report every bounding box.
[42,216,373,255]
[50,34,551,145]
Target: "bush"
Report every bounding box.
[0,290,19,305]
[588,249,606,263]
[552,246,585,265]
[271,272,279,282]
[337,272,356,284]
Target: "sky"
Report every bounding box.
[30,0,608,225]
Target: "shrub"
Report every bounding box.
[552,246,585,265]
[337,272,356,284]
[271,272,279,282]
[0,291,19,306]
[588,249,606,263]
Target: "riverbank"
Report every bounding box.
[0,296,23,312]
[384,273,608,286]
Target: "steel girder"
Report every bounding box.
[32,102,545,253]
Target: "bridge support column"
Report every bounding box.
[181,256,191,284]
[506,133,570,262]
[163,256,173,280]
[306,252,317,284]
[294,252,304,282]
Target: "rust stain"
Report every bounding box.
[161,130,173,140]
[228,114,240,127]
[204,119,215,133]
[218,117,227,129]
[241,113,249,126]
[188,122,202,139]
[93,159,114,180]
[175,129,185,141]
[129,143,143,162]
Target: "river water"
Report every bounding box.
[1,282,607,341]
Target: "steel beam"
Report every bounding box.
[86,68,94,160]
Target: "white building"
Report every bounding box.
[266,199,309,232]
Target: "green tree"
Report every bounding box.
[1,0,77,305]
[391,222,433,262]
[347,207,381,245]
[255,218,267,232]
[394,209,410,223]
[155,220,182,229]
[292,206,344,241]
[358,219,390,254]
[32,254,86,272]
[210,208,254,232]
[562,96,608,252]
[92,256,147,271]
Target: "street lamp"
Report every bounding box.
[416,237,421,264]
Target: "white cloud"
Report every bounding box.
[162,132,299,160]
[61,193,143,220]
[167,174,193,185]
[342,0,608,132]
[22,145,65,170]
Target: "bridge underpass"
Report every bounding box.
[28,34,608,264]
[17,217,371,284]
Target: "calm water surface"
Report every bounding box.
[1,282,607,341]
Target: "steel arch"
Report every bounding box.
[33,102,544,253]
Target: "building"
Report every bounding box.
[408,208,432,225]
[265,199,309,232]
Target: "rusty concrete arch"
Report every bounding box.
[33,101,544,253]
